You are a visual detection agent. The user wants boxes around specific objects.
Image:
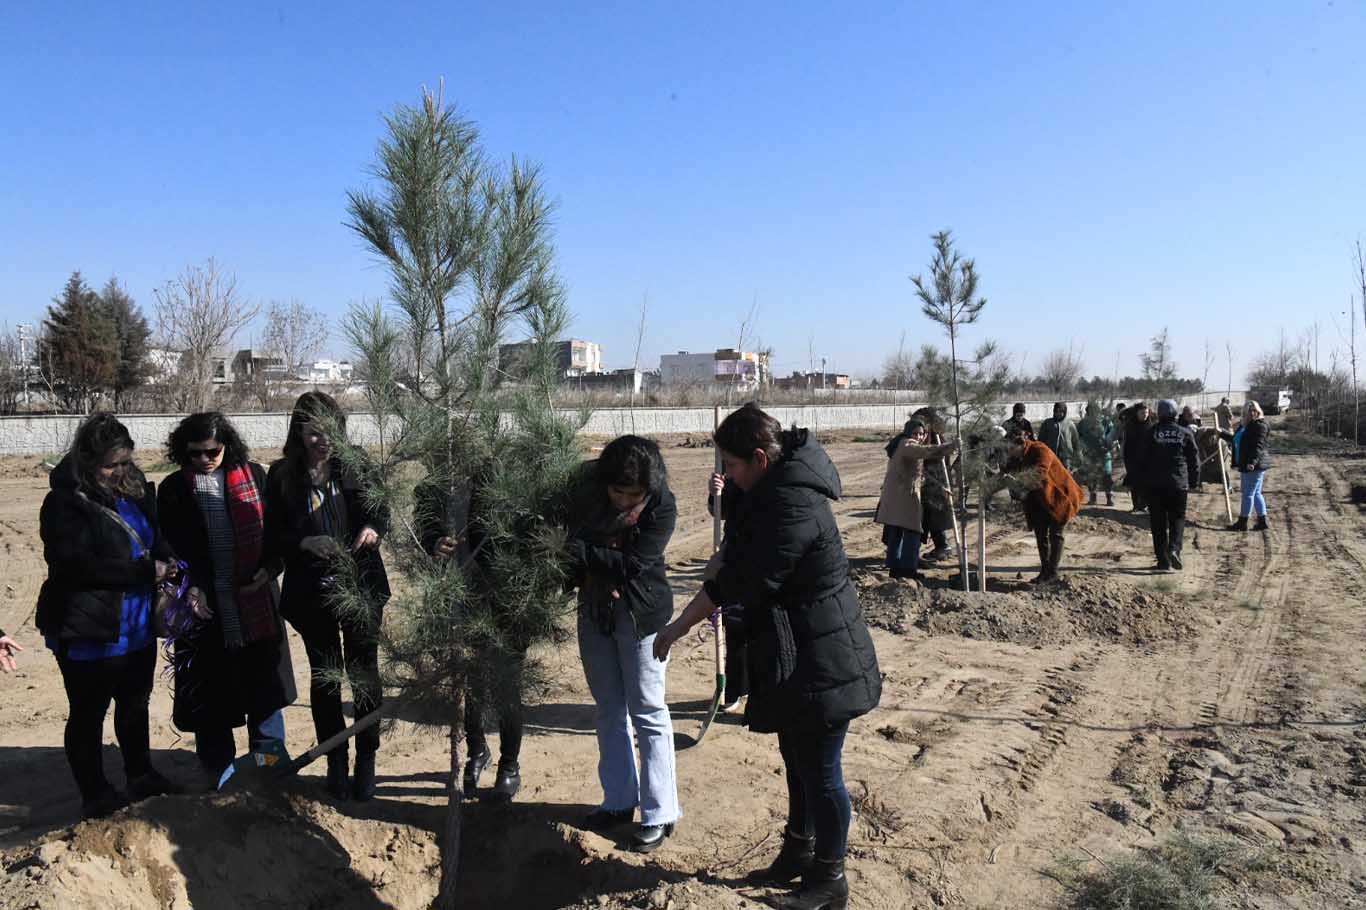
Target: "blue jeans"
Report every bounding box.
[1239,469,1267,518]
[777,721,852,861]
[885,526,922,574]
[578,605,680,826]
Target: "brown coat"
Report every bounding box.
[874,440,956,533]
[1014,440,1085,528]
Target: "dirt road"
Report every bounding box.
[3,426,1365,908]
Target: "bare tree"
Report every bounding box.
[1201,338,1215,392]
[882,330,915,389]
[153,258,260,411]
[1038,343,1084,393]
[1225,340,1235,398]
[0,325,23,415]
[254,298,330,407]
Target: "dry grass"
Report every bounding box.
[1052,834,1268,910]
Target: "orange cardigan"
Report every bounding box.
[1017,440,1085,528]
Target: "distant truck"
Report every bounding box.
[1248,387,1292,415]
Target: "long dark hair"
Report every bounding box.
[595,435,668,499]
[283,391,346,471]
[71,412,143,502]
[714,403,784,462]
[165,411,250,469]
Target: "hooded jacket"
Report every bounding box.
[1140,419,1200,492]
[36,454,173,643]
[704,428,881,733]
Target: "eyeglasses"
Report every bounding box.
[187,446,223,460]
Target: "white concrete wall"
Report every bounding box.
[0,391,1249,457]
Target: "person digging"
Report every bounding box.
[1004,431,1085,584]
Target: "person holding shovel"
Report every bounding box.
[265,392,390,802]
[874,418,957,581]
[653,404,881,910]
[567,435,681,853]
[157,412,296,789]
[1004,429,1085,584]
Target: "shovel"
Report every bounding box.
[218,701,395,791]
[686,405,728,749]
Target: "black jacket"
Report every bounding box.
[263,458,391,621]
[706,478,744,523]
[1140,420,1200,492]
[703,429,881,734]
[157,464,297,732]
[1233,419,1271,472]
[37,455,173,643]
[567,470,677,639]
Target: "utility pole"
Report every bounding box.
[1352,296,1360,446]
[821,356,827,390]
[16,323,30,408]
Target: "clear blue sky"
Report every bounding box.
[3,1,1363,385]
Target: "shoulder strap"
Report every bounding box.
[76,491,151,554]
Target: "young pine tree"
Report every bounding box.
[333,85,582,908]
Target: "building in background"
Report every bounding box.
[299,359,355,384]
[230,349,286,383]
[775,371,850,391]
[659,348,769,390]
[572,367,645,395]
[499,338,604,380]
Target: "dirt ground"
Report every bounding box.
[3,421,1366,908]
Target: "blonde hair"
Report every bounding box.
[1244,400,1263,421]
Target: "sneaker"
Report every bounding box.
[1169,551,1183,571]
[721,696,747,714]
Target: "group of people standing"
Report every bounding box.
[873,396,1274,584]
[21,400,876,910]
[31,393,388,819]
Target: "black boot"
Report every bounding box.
[325,752,349,800]
[783,858,848,910]
[1044,535,1064,582]
[745,829,815,885]
[463,744,491,798]
[630,821,675,853]
[127,767,182,801]
[1088,489,1097,505]
[1252,515,1268,531]
[1105,491,1115,506]
[1228,516,1248,532]
[352,751,376,802]
[490,761,520,803]
[82,787,131,820]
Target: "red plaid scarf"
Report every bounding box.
[226,464,277,643]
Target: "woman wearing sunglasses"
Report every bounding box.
[265,392,390,801]
[156,412,296,788]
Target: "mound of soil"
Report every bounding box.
[857,571,1202,647]
[2,786,440,910]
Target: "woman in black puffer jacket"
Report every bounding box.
[37,413,182,818]
[654,404,880,910]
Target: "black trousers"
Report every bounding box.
[1024,498,1065,573]
[723,615,749,704]
[465,653,526,768]
[56,644,156,804]
[1147,488,1188,562]
[289,606,383,757]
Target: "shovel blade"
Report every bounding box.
[217,738,292,791]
